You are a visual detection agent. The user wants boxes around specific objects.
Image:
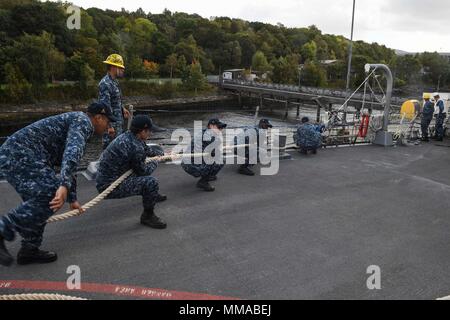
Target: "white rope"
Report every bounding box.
[0,293,87,300]
[337,67,378,112]
[47,144,249,224]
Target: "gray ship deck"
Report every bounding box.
[1,142,450,300]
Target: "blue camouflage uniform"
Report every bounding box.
[294,123,323,151]
[0,112,93,249]
[233,126,261,168]
[99,74,124,149]
[181,129,224,178]
[421,100,435,139]
[96,132,164,211]
[434,99,446,140]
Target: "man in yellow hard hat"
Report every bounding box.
[99,54,131,149]
[421,93,434,142]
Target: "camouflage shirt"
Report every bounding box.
[183,129,222,164]
[422,101,435,117]
[294,123,323,149]
[98,74,124,124]
[96,132,163,189]
[0,112,94,202]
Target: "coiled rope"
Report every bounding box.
[0,293,87,300]
[47,144,248,224]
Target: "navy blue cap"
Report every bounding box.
[207,118,227,129]
[301,117,310,123]
[131,115,154,131]
[88,101,120,122]
[259,118,273,128]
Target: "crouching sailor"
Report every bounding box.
[234,118,273,176]
[294,117,323,155]
[0,102,114,266]
[96,115,167,229]
[181,119,226,192]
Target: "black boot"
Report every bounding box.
[17,247,58,265]
[238,166,255,176]
[207,176,217,182]
[196,177,215,192]
[155,194,167,203]
[312,149,318,155]
[299,149,308,155]
[0,234,13,267]
[140,209,167,229]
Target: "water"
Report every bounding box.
[1,108,318,170]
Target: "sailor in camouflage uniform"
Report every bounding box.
[99,54,131,149]
[181,119,227,192]
[433,93,446,141]
[0,102,115,266]
[421,93,435,142]
[294,117,323,155]
[234,118,273,176]
[96,115,167,229]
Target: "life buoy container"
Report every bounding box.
[358,114,370,138]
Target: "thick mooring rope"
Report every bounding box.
[0,293,87,300]
[47,144,249,224]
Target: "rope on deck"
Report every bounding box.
[0,293,87,300]
[47,145,248,224]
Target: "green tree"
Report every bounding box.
[65,53,94,90]
[4,62,32,103]
[165,53,178,79]
[301,61,327,87]
[251,51,271,73]
[393,54,422,83]
[182,61,207,94]
[301,41,317,62]
[271,54,300,84]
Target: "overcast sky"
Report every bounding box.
[62,0,450,52]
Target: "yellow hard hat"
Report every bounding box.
[103,54,125,69]
[423,93,431,99]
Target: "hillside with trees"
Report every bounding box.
[0,0,449,103]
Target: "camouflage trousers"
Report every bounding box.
[98,175,159,211]
[421,116,432,139]
[181,163,224,178]
[102,121,124,150]
[435,114,446,139]
[0,153,58,249]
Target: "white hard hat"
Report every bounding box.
[433,92,440,97]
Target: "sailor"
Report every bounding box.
[0,102,115,266]
[234,118,273,176]
[96,115,167,229]
[421,93,434,142]
[433,93,446,141]
[181,119,226,192]
[294,117,323,155]
[99,53,131,149]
